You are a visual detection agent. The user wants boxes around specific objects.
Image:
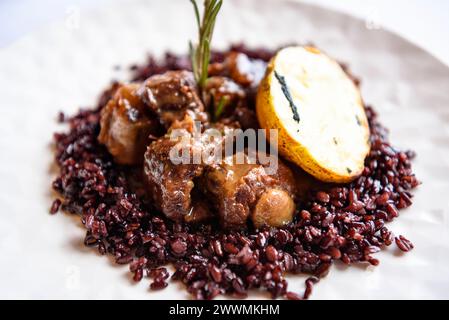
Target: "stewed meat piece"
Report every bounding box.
[232,105,259,130]
[203,76,259,129]
[226,51,267,88]
[209,51,267,88]
[200,152,297,229]
[99,71,208,165]
[98,83,160,165]
[207,53,265,129]
[204,76,246,111]
[138,70,208,128]
[144,112,228,223]
[143,113,205,221]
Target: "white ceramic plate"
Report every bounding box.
[1,0,449,299]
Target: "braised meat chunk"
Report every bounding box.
[226,51,267,88]
[207,52,266,129]
[99,71,209,165]
[98,83,160,165]
[203,76,259,129]
[204,76,246,110]
[138,70,208,128]
[144,114,205,221]
[200,152,296,229]
[209,51,267,88]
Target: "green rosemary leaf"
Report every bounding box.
[189,0,223,91]
[190,0,200,32]
[203,2,221,36]
[214,96,228,120]
[200,39,210,88]
[189,41,198,80]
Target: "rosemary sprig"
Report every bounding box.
[214,96,228,120]
[189,0,223,90]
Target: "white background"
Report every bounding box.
[1,0,449,66]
